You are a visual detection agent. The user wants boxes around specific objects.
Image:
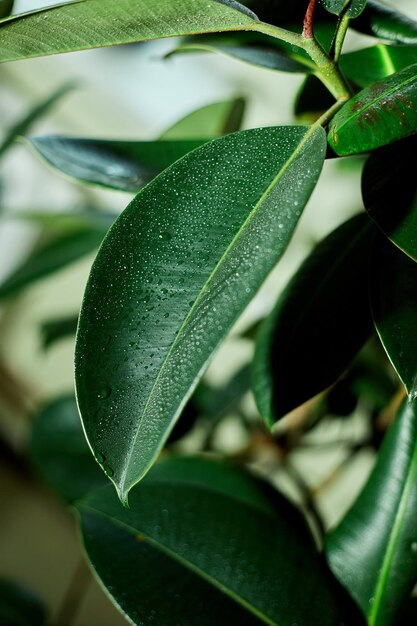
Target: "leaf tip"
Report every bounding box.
[116,485,130,509]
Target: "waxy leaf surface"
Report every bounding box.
[341,44,417,88]
[0,0,259,64]
[318,0,367,19]
[77,457,347,626]
[329,63,417,156]
[75,125,326,502]
[362,136,417,261]
[354,0,417,44]
[28,136,206,193]
[371,238,417,399]
[326,399,417,626]
[252,214,374,425]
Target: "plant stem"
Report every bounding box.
[254,20,304,49]
[314,98,347,128]
[255,19,352,101]
[331,11,351,62]
[304,37,351,100]
[302,0,317,39]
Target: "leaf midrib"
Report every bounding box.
[334,65,417,137]
[80,498,283,626]
[368,413,417,625]
[119,126,322,495]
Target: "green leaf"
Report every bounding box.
[29,396,107,503]
[0,82,74,158]
[0,0,259,64]
[28,136,207,193]
[75,125,326,502]
[318,0,367,19]
[328,63,417,156]
[252,214,374,426]
[161,97,246,139]
[77,457,347,626]
[0,226,107,300]
[371,237,417,399]
[341,44,417,89]
[0,0,14,19]
[40,314,78,350]
[354,0,417,45]
[167,39,310,73]
[325,398,417,626]
[0,579,46,626]
[362,136,417,262]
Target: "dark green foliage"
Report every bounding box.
[253,215,374,425]
[2,2,417,626]
[362,136,417,261]
[78,457,352,626]
[326,399,417,626]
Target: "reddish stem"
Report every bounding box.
[302,0,317,39]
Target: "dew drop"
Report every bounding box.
[410,542,417,553]
[103,464,114,477]
[98,386,112,399]
[96,452,105,464]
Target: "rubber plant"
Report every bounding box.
[2,0,417,624]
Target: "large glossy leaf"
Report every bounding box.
[252,214,374,426]
[29,396,107,503]
[75,125,326,503]
[161,98,246,140]
[328,64,417,156]
[326,398,417,626]
[0,83,74,158]
[0,0,13,19]
[0,0,261,64]
[371,237,417,399]
[0,579,46,626]
[28,136,206,193]
[318,0,367,19]
[353,0,417,45]
[77,457,349,626]
[341,44,417,88]
[362,136,417,262]
[0,226,107,300]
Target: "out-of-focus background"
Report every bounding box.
[0,1,416,624]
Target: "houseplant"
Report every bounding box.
[1,0,417,624]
